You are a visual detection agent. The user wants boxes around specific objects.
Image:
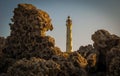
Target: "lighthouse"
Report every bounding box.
[66,16,73,52]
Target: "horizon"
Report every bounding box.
[0,0,120,51]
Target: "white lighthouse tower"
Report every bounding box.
[66,16,73,52]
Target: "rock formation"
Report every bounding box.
[0,4,86,76]
[3,3,58,60]
[0,3,120,76]
[0,37,5,57]
[92,29,120,76]
[0,3,61,74]
[77,45,99,74]
[7,57,60,76]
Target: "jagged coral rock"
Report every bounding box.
[0,37,6,74]
[68,52,88,68]
[92,29,120,51]
[92,29,120,75]
[77,45,98,59]
[0,37,5,57]
[92,29,120,64]
[92,30,111,48]
[56,60,87,76]
[106,47,120,67]
[0,37,5,49]
[106,47,120,76]
[51,52,87,76]
[10,4,53,36]
[3,36,58,59]
[2,3,61,60]
[77,45,99,71]
[0,57,15,74]
[6,56,87,76]
[108,57,120,76]
[7,57,60,76]
[87,53,97,67]
[1,3,61,74]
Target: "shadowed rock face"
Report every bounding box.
[0,4,120,76]
[76,30,120,76]
[0,37,5,57]
[7,57,61,76]
[92,29,120,76]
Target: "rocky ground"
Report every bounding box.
[0,3,120,76]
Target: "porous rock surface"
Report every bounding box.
[0,37,5,57]
[0,3,120,76]
[92,29,120,76]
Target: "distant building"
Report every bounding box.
[66,16,73,52]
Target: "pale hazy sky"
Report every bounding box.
[0,0,120,51]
